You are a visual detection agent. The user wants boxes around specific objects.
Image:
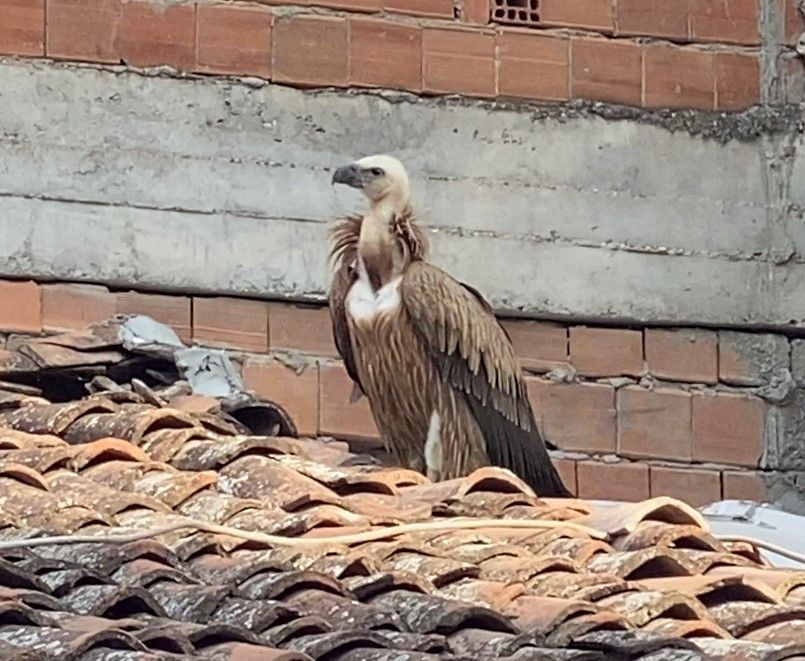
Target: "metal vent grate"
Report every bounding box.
[492,0,540,27]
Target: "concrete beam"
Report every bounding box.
[1,59,804,328]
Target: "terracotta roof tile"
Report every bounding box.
[0,317,803,658]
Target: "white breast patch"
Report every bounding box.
[347,274,403,323]
[424,411,442,482]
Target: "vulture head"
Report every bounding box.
[332,154,410,213]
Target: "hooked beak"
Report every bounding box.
[331,164,362,188]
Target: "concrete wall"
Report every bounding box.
[2,58,805,329]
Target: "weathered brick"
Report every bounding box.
[616,0,688,39]
[383,0,453,17]
[785,0,805,46]
[715,52,760,109]
[118,1,195,70]
[350,18,421,91]
[650,466,721,507]
[501,318,567,373]
[553,458,577,496]
[692,392,765,467]
[792,339,805,387]
[196,3,271,78]
[497,31,569,102]
[0,0,44,56]
[116,291,192,342]
[689,0,760,45]
[618,387,693,462]
[320,0,379,11]
[569,326,643,377]
[46,0,121,63]
[577,461,649,501]
[423,28,496,98]
[784,55,805,103]
[769,390,805,471]
[268,303,337,356]
[644,45,715,110]
[462,0,490,24]
[644,328,718,384]
[534,381,617,454]
[722,470,768,502]
[0,280,41,333]
[42,283,116,331]
[320,362,379,440]
[272,15,348,87]
[718,331,789,387]
[539,0,614,32]
[243,359,319,437]
[193,296,269,353]
[571,38,642,106]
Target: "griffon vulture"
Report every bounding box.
[328,155,571,497]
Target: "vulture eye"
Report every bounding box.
[370,167,384,176]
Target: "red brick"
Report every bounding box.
[722,470,768,502]
[692,392,765,467]
[571,38,642,106]
[569,326,643,377]
[116,291,192,343]
[118,1,195,71]
[644,45,715,110]
[41,283,116,331]
[650,466,721,507]
[0,280,41,333]
[243,359,319,436]
[383,0,452,17]
[718,331,789,386]
[616,0,689,39]
[553,458,577,496]
[785,0,805,46]
[196,4,271,78]
[539,0,614,32]
[422,28,496,98]
[320,0,380,11]
[320,362,378,440]
[193,296,269,353]
[272,15,348,87]
[46,0,121,63]
[350,18,421,91]
[577,461,649,501]
[268,303,337,356]
[715,52,760,109]
[531,380,617,454]
[644,328,718,384]
[462,0,490,24]
[618,387,692,462]
[501,318,567,372]
[689,0,760,45]
[0,0,44,56]
[497,31,569,102]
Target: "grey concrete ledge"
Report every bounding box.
[1,59,804,329]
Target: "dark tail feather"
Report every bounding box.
[467,396,573,498]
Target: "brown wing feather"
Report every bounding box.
[400,261,571,497]
[327,215,364,397]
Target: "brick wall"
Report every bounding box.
[1,0,803,110]
[3,278,803,507]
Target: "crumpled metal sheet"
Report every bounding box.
[174,348,242,399]
[120,315,184,360]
